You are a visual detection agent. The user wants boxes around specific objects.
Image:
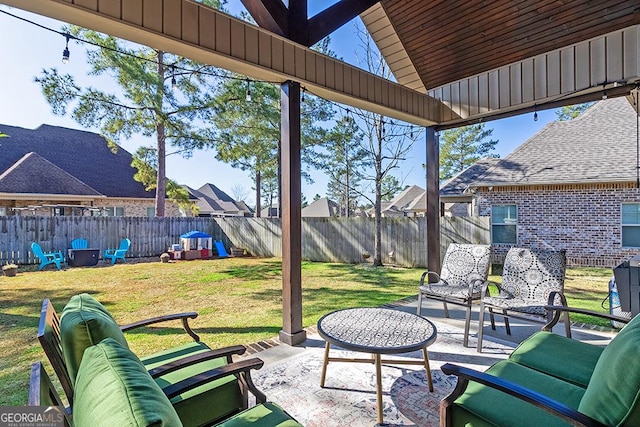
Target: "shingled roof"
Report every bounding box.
[184,183,251,216]
[0,152,102,196]
[471,97,640,187]
[440,157,501,199]
[0,124,154,198]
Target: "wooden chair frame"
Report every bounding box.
[38,298,266,412]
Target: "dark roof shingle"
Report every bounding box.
[0,124,154,198]
[472,97,640,186]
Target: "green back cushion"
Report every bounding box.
[74,338,183,427]
[579,314,640,426]
[60,293,129,384]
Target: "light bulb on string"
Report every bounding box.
[171,66,177,91]
[245,80,252,102]
[61,34,71,64]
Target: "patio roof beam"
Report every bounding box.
[0,0,440,127]
[241,0,380,47]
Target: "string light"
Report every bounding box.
[245,80,251,102]
[61,34,70,64]
[533,104,538,121]
[3,9,422,139]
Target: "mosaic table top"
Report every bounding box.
[317,307,437,354]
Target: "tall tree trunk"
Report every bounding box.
[373,117,384,267]
[255,169,262,217]
[155,51,166,217]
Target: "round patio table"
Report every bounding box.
[317,307,437,425]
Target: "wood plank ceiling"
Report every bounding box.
[378,0,640,91]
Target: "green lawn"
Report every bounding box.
[0,257,613,406]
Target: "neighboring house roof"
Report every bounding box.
[302,197,339,217]
[470,97,640,187]
[382,185,425,214]
[440,158,501,199]
[0,124,154,198]
[185,183,252,216]
[0,152,102,197]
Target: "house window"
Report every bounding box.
[104,207,125,217]
[147,207,155,217]
[0,207,6,216]
[53,207,65,216]
[621,203,640,247]
[492,205,517,244]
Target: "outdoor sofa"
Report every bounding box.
[32,293,301,426]
[440,305,640,426]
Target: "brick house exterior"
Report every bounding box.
[467,97,640,267]
[0,124,190,217]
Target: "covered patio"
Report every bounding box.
[5,0,639,345]
[6,1,640,425]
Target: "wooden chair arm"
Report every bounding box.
[163,358,266,403]
[440,363,606,427]
[147,345,247,378]
[120,312,200,342]
[544,304,631,331]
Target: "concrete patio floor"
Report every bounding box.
[237,295,618,426]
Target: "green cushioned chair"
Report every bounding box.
[74,337,183,427]
[441,310,640,426]
[39,294,266,426]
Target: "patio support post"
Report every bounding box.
[279,80,306,346]
[426,127,440,273]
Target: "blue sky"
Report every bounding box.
[0,2,557,205]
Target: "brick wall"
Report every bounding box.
[475,183,640,267]
[3,198,188,217]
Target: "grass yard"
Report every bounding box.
[0,257,613,406]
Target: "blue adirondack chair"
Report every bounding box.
[31,242,65,270]
[103,238,131,265]
[70,238,88,249]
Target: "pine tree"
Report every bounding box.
[439,124,498,180]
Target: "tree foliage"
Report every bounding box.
[34,23,222,216]
[439,124,499,180]
[319,116,366,216]
[381,176,404,201]
[555,102,595,121]
[131,147,196,214]
[210,38,337,216]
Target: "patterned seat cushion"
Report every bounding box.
[421,244,491,301]
[485,247,566,315]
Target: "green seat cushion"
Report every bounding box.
[140,342,245,427]
[579,314,640,426]
[74,337,183,427]
[453,360,585,427]
[60,293,129,384]
[214,402,302,427]
[509,331,604,387]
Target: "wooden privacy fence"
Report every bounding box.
[0,216,490,268]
